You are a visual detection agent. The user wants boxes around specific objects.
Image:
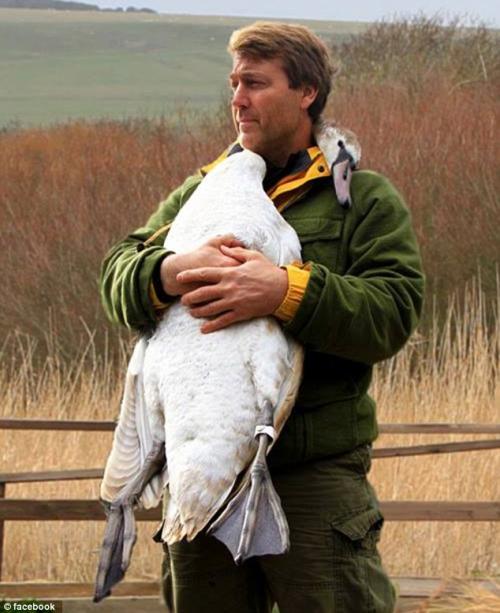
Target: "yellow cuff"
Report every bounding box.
[273,264,311,322]
[148,281,171,314]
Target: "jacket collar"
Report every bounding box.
[200,142,330,213]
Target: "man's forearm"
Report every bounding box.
[99,176,202,329]
[100,238,170,329]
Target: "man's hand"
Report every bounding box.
[160,234,244,296]
[178,244,288,333]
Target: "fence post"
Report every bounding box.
[0,481,5,580]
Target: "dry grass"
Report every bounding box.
[370,281,499,579]
[0,334,159,583]
[329,77,499,309]
[422,579,500,612]
[0,284,498,583]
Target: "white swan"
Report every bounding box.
[94,123,361,602]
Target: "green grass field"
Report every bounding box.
[0,9,367,127]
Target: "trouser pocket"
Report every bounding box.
[330,509,396,613]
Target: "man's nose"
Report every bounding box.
[231,84,249,108]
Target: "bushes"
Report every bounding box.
[328,76,498,305]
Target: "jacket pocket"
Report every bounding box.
[302,398,358,460]
[296,217,344,272]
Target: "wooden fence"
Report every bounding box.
[1,418,499,598]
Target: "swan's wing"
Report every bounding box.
[274,217,302,267]
[100,337,167,509]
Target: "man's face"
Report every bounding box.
[229,53,317,166]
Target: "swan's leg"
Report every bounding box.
[233,430,289,563]
[94,439,166,602]
[209,401,289,563]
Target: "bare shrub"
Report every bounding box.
[0,110,233,361]
[327,75,499,308]
[333,14,500,93]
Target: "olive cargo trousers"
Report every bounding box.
[160,445,396,612]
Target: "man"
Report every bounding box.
[100,22,424,613]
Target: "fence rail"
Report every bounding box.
[1,499,499,522]
[2,417,500,434]
[1,439,499,487]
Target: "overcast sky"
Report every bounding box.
[94,0,499,27]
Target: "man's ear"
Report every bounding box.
[300,85,319,111]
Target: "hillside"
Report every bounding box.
[0,0,156,11]
[0,0,99,9]
[0,11,365,127]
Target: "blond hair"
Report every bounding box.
[228,22,337,121]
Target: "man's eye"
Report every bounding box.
[229,79,264,90]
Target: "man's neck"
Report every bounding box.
[264,120,315,167]
[262,149,312,192]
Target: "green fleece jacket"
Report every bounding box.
[100,165,424,467]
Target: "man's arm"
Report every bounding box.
[282,172,425,364]
[100,176,200,330]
